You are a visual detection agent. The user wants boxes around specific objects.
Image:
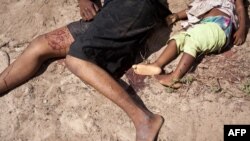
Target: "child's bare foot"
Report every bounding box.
[136,114,164,141]
[154,74,182,89]
[132,64,162,75]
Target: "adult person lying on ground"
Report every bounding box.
[0,0,171,140]
[133,0,247,88]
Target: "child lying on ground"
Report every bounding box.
[133,0,246,88]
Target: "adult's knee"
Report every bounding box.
[65,55,90,76]
[27,35,49,57]
[29,35,46,50]
[65,55,79,74]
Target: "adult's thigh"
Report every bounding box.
[43,26,75,58]
[24,26,75,60]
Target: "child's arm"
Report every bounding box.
[165,9,188,25]
[175,9,188,21]
[234,0,247,46]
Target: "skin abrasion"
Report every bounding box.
[0,64,14,92]
[45,27,74,53]
[3,79,9,91]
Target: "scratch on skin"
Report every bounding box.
[45,27,74,54]
[3,79,9,91]
[0,64,14,91]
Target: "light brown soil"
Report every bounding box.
[0,0,250,141]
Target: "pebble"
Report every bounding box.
[22,83,34,95]
[43,99,48,104]
[0,50,10,73]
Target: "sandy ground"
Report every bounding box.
[0,0,250,141]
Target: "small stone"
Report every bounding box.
[23,83,34,94]
[43,99,48,104]
[14,46,26,52]
[0,50,10,73]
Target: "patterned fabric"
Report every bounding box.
[218,0,237,27]
[169,22,226,57]
[182,0,237,28]
[201,16,233,38]
[201,16,233,47]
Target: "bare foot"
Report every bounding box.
[154,74,182,89]
[136,114,164,141]
[132,64,162,76]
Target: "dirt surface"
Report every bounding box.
[0,0,250,141]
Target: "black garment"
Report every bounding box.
[68,0,171,77]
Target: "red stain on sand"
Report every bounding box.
[222,50,236,58]
[125,68,147,92]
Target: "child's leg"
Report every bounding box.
[155,52,195,88]
[133,39,178,75]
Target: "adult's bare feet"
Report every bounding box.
[132,64,162,76]
[154,74,182,89]
[136,114,164,141]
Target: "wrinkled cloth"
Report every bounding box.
[170,20,227,57]
[68,0,171,77]
[181,0,237,28]
[201,16,233,38]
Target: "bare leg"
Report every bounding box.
[155,52,195,88]
[65,55,164,141]
[0,27,74,94]
[133,40,178,75]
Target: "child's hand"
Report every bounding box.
[165,14,178,26]
[233,28,246,46]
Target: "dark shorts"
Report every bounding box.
[67,0,170,77]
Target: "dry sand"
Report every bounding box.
[0,0,250,141]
